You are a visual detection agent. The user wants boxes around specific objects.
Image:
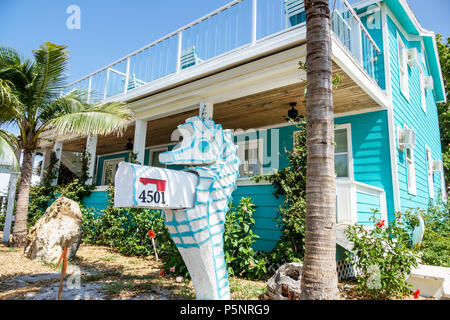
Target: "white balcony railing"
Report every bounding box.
[64,0,381,103]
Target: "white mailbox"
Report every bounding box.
[114,162,198,209]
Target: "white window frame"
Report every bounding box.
[425,146,434,199]
[235,138,263,178]
[295,124,353,180]
[397,33,409,100]
[101,157,125,186]
[419,66,427,113]
[149,147,168,168]
[335,124,354,181]
[403,125,416,195]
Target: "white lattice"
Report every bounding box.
[337,257,362,280]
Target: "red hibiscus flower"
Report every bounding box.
[375,220,385,228]
[159,269,165,277]
[147,229,156,238]
[249,261,254,268]
[414,289,420,299]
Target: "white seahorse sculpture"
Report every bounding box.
[158,116,240,300]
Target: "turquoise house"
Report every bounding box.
[38,0,447,257]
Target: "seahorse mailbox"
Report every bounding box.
[114,116,240,300]
[114,163,198,209]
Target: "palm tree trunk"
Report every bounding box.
[12,148,34,247]
[301,0,339,299]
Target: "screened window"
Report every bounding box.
[236,139,262,177]
[102,157,124,186]
[335,128,350,178]
[398,35,409,98]
[294,126,352,179]
[420,68,426,113]
[406,147,416,195]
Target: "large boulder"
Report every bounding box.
[265,262,302,300]
[24,196,82,263]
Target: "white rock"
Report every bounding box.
[24,196,83,264]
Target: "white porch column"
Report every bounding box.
[51,141,63,186]
[199,101,213,121]
[133,119,147,165]
[40,148,51,181]
[86,135,98,185]
[2,171,19,243]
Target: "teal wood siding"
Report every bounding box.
[335,111,395,221]
[82,190,109,216]
[387,15,445,211]
[356,192,382,225]
[232,184,283,252]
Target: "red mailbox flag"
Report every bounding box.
[139,178,166,192]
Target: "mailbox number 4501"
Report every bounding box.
[138,190,165,204]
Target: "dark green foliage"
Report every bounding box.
[224,197,266,280]
[345,211,420,299]
[420,196,450,267]
[253,121,307,271]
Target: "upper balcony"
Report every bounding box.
[64,0,385,107]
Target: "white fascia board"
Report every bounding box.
[130,46,308,121]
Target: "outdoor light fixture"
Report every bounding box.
[285,102,302,122]
[126,138,133,151]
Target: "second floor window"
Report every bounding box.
[420,67,427,113]
[406,147,416,195]
[398,35,409,99]
[426,147,434,199]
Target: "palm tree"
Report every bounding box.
[0,42,134,247]
[300,0,339,299]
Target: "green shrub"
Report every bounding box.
[253,121,306,272]
[345,210,420,299]
[224,197,266,280]
[419,196,450,267]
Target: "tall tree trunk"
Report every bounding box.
[12,148,34,247]
[301,0,339,299]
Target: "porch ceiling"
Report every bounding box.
[213,62,382,130]
[61,62,382,155]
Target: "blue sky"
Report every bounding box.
[0,0,448,85]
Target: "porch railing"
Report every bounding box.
[64,0,381,102]
[336,180,388,226]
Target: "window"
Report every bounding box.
[149,147,168,168]
[101,157,124,186]
[441,169,447,202]
[294,124,352,179]
[335,126,352,179]
[426,147,434,199]
[419,67,426,113]
[398,35,409,98]
[405,147,416,195]
[236,139,263,177]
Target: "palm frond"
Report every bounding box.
[0,129,19,171]
[46,101,135,137]
[0,79,23,120]
[32,42,69,110]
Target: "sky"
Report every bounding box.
[1,0,448,85]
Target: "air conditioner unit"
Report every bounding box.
[407,48,419,68]
[398,127,416,150]
[424,76,434,90]
[432,160,443,173]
